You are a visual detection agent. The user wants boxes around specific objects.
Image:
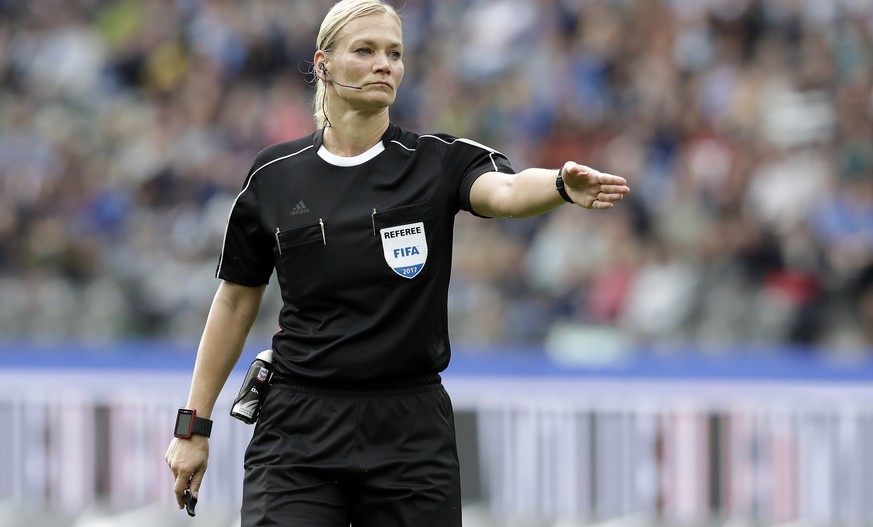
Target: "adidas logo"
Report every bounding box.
[289,200,310,216]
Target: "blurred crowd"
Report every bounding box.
[0,0,872,356]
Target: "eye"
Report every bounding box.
[355,48,372,55]
[388,50,402,60]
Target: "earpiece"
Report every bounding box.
[320,63,327,73]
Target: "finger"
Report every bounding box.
[598,184,630,195]
[595,173,627,186]
[173,475,190,509]
[188,468,206,499]
[597,192,625,202]
[568,164,595,178]
[591,200,615,209]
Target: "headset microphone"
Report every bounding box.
[319,63,363,90]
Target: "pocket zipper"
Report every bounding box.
[371,208,377,236]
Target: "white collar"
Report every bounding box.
[317,141,385,167]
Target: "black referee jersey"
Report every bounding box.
[216,123,515,384]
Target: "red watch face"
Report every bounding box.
[174,409,195,438]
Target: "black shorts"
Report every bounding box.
[240,375,462,527]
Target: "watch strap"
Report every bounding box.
[191,416,212,438]
[556,169,574,204]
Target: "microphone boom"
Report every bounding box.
[323,67,363,90]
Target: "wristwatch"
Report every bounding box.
[556,169,574,204]
[174,408,213,439]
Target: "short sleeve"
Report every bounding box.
[437,136,515,215]
[215,171,274,286]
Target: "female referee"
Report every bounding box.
[166,0,630,525]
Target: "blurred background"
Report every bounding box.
[1,0,872,526]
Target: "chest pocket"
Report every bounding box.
[272,221,328,304]
[274,221,324,256]
[372,201,432,280]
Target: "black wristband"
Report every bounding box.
[556,168,574,204]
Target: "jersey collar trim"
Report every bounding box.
[317,141,385,166]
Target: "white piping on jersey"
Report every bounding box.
[390,140,415,152]
[251,145,314,178]
[317,142,385,167]
[216,145,314,275]
[393,135,505,173]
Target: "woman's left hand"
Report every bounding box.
[561,162,630,209]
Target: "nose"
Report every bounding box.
[373,53,392,74]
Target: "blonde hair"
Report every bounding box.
[313,0,402,129]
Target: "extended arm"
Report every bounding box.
[469,162,630,218]
[165,280,266,508]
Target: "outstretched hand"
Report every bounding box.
[561,162,630,209]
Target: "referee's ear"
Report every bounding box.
[313,49,328,81]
